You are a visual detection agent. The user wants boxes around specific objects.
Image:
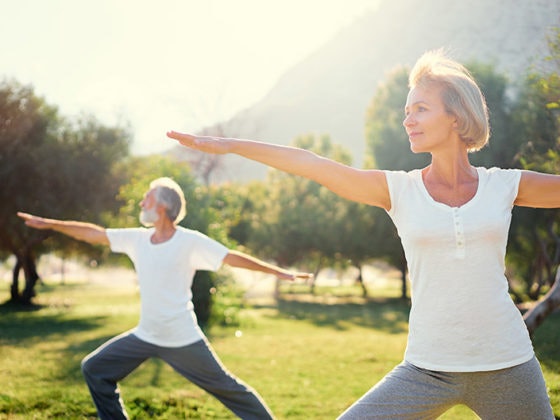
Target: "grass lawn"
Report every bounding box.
[1,277,559,419]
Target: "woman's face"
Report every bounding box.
[403,84,458,154]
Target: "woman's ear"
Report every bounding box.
[452,115,459,129]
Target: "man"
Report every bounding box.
[18,177,311,420]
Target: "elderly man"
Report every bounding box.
[18,177,311,420]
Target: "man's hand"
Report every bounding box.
[277,271,314,282]
[17,212,109,245]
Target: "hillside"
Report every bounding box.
[171,0,560,183]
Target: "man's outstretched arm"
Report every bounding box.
[223,250,312,281]
[17,212,110,246]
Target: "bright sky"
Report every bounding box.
[1,0,379,155]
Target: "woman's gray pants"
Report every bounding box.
[81,331,274,420]
[337,357,554,419]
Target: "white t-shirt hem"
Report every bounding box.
[405,351,535,372]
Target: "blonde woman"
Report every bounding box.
[168,50,559,419]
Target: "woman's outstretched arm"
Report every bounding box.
[166,131,391,210]
[516,170,560,208]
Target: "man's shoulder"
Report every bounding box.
[106,227,151,243]
[175,227,225,250]
[175,226,208,240]
[176,226,198,235]
[107,227,151,235]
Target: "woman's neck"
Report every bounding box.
[421,152,478,207]
[424,148,475,186]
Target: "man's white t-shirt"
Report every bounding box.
[106,226,228,347]
[385,167,534,372]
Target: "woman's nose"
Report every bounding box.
[403,113,414,127]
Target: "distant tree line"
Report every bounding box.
[1,29,558,332]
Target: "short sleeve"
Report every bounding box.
[106,228,146,254]
[189,231,229,271]
[486,167,522,205]
[384,170,414,217]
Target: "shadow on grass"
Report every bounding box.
[273,295,410,334]
[0,300,109,344]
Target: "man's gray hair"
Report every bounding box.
[150,177,187,224]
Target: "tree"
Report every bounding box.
[248,134,354,293]
[111,154,239,328]
[364,66,419,297]
[365,66,430,171]
[524,266,560,337]
[508,28,560,334]
[335,201,388,297]
[467,63,523,169]
[507,28,560,298]
[0,79,130,303]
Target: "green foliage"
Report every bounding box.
[363,67,417,293]
[192,270,244,330]
[0,79,131,302]
[248,134,357,273]
[468,62,521,168]
[365,66,430,171]
[506,28,560,299]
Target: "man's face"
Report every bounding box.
[139,189,160,226]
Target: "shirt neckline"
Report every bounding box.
[147,227,178,246]
[414,167,484,210]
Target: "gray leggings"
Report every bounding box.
[338,357,554,420]
[81,331,274,420]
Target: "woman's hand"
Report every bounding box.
[166,131,231,155]
[17,212,52,230]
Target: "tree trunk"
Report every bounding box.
[400,266,408,300]
[22,253,40,304]
[10,251,40,304]
[356,265,368,298]
[11,258,22,302]
[310,258,322,295]
[523,266,560,337]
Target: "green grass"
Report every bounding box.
[1,279,559,419]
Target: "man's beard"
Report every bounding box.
[139,207,159,226]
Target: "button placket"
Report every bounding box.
[452,208,465,258]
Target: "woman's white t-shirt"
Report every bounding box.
[106,226,228,347]
[385,167,534,372]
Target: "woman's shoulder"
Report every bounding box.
[479,166,522,181]
[384,168,422,178]
[383,168,422,186]
[477,167,522,194]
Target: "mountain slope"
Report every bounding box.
[174,0,559,182]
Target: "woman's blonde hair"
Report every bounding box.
[409,49,489,151]
[150,177,187,224]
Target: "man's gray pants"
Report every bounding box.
[81,331,274,420]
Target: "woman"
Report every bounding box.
[167,50,559,419]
